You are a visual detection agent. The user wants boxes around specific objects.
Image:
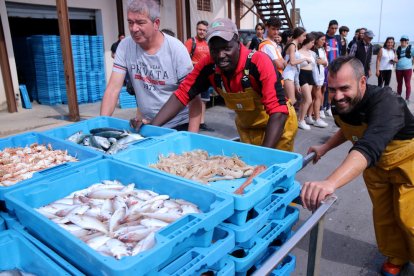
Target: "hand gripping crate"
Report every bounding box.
[42,116,176,156]
[4,158,234,276]
[221,181,300,243]
[0,230,83,275]
[113,131,302,225]
[228,206,299,275]
[0,132,102,202]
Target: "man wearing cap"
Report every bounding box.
[145,18,298,151]
[396,35,413,103]
[349,29,374,77]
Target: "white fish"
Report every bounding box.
[68,214,108,234]
[118,228,152,243]
[100,199,113,220]
[105,238,129,259]
[37,203,74,215]
[181,204,201,215]
[109,207,127,235]
[131,231,156,255]
[113,225,146,238]
[142,212,181,223]
[140,218,168,228]
[87,235,112,250]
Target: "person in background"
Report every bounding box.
[347,28,360,53]
[100,0,201,131]
[161,28,175,37]
[308,31,328,128]
[282,27,312,105]
[280,29,293,54]
[258,17,285,76]
[297,33,316,130]
[339,25,349,56]
[301,56,414,276]
[322,19,341,117]
[396,35,413,103]
[275,34,283,52]
[184,20,214,132]
[349,30,374,78]
[146,18,298,152]
[376,36,396,87]
[247,22,265,50]
[110,33,125,58]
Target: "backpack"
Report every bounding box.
[397,45,412,59]
[190,37,196,58]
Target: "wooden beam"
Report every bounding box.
[184,0,191,40]
[235,0,241,29]
[56,0,79,122]
[0,14,17,113]
[227,0,232,19]
[116,0,125,35]
[175,0,183,41]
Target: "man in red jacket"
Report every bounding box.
[144,18,298,151]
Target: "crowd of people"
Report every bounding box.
[102,0,414,275]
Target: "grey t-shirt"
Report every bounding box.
[113,34,193,128]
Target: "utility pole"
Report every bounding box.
[378,0,383,43]
[292,0,296,28]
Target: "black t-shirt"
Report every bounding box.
[334,85,414,166]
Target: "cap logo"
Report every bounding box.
[211,22,224,28]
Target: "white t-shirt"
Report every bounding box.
[113,34,193,128]
[379,48,395,71]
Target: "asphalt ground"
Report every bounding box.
[0,59,413,275]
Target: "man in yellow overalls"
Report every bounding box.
[147,18,297,151]
[300,56,414,276]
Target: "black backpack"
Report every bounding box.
[397,45,412,59]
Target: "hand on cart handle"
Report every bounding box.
[307,144,329,164]
[300,179,336,212]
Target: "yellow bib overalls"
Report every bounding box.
[215,84,298,152]
[335,116,414,264]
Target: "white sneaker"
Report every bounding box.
[298,120,311,130]
[325,108,333,117]
[313,118,328,128]
[319,110,326,119]
[305,116,315,125]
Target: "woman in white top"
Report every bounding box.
[297,33,316,130]
[307,32,328,128]
[376,37,397,87]
[282,27,312,105]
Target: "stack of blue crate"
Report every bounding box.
[118,86,137,108]
[87,36,106,102]
[30,35,64,105]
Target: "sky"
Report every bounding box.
[297,0,413,43]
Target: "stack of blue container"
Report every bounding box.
[0,117,303,275]
[87,36,106,103]
[25,35,106,105]
[30,35,64,105]
[118,86,137,108]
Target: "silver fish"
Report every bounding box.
[68,214,108,234]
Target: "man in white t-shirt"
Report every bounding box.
[100,0,201,130]
[258,16,285,74]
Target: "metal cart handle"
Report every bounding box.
[252,194,337,276]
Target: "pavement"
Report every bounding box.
[0,61,414,275]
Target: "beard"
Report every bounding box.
[333,87,363,114]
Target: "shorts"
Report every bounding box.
[200,87,212,102]
[312,66,324,86]
[282,65,299,81]
[299,69,315,86]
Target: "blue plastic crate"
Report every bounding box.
[252,247,296,276]
[0,215,4,231]
[228,206,299,274]
[0,230,82,275]
[159,227,235,275]
[42,116,176,155]
[221,182,300,243]
[0,132,102,201]
[4,158,234,276]
[113,131,302,225]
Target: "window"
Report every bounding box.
[197,0,211,12]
